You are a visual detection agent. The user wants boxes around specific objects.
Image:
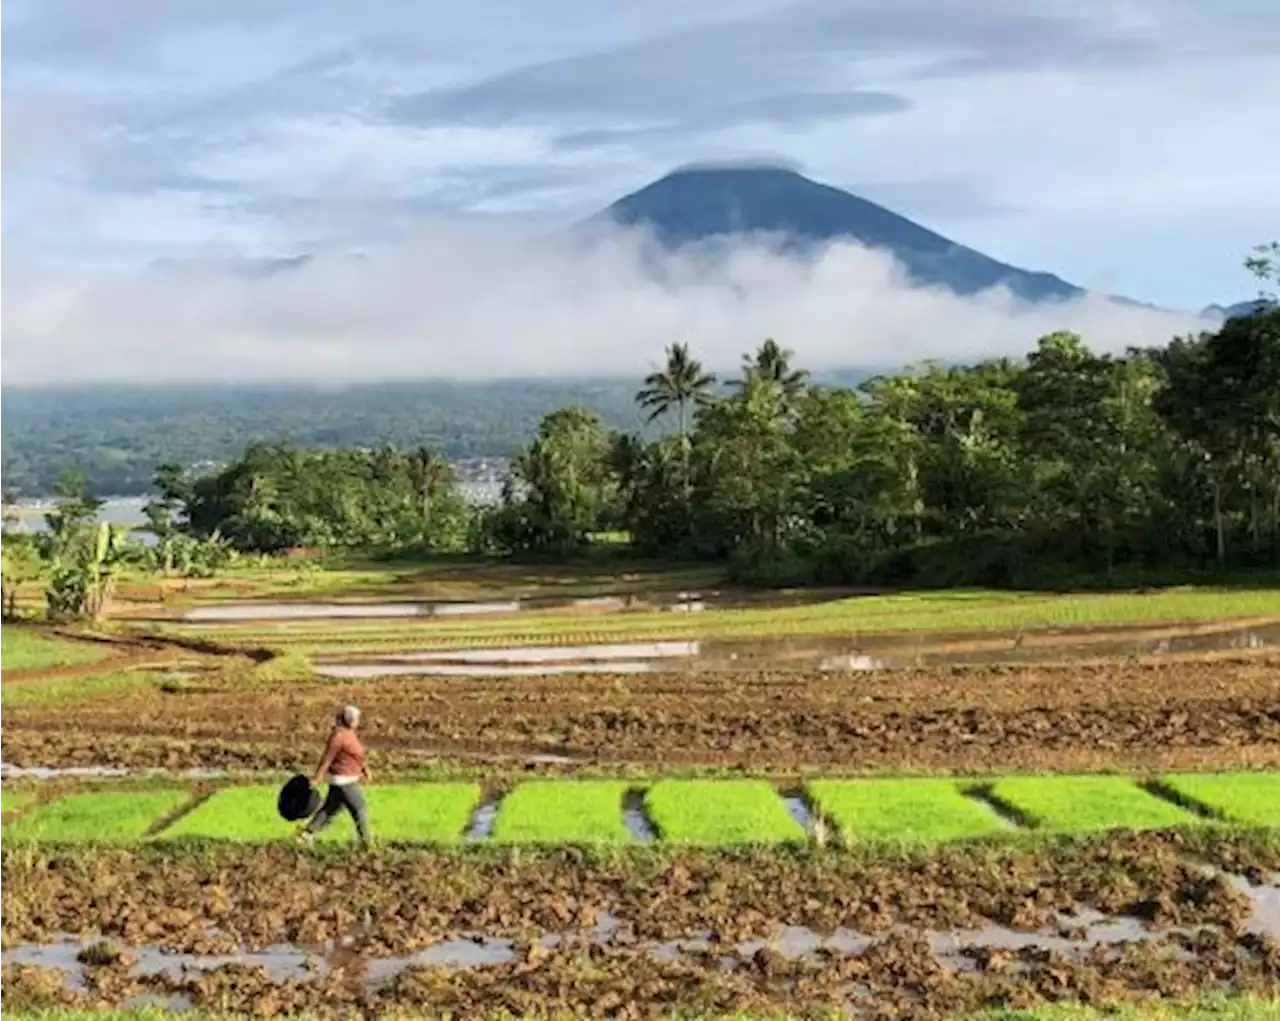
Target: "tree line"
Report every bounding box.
[8,248,1276,598]
[485,309,1279,585]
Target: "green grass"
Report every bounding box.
[969,996,1280,1021]
[990,775,1201,833]
[645,780,806,845]
[1,670,158,709]
[158,783,482,844]
[1,627,111,670]
[2,791,189,843]
[1162,773,1280,827]
[1,788,38,818]
[808,778,1010,843]
[492,780,636,844]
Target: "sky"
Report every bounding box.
[3,0,1277,384]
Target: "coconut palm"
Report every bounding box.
[732,338,809,406]
[635,343,717,437]
[407,446,455,534]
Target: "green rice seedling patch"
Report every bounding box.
[1,671,159,709]
[1,787,38,819]
[1162,773,1280,827]
[990,775,1201,833]
[491,780,635,844]
[159,783,481,843]
[3,790,188,843]
[645,780,805,845]
[157,786,291,842]
[1,627,112,670]
[808,778,1011,843]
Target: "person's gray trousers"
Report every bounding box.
[305,782,370,841]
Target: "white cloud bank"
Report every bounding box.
[1,226,1204,386]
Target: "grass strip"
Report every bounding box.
[1,670,159,709]
[1161,773,1280,827]
[808,778,1010,843]
[491,780,635,844]
[0,788,39,819]
[1,627,112,670]
[989,775,1202,833]
[645,780,805,845]
[158,783,481,843]
[2,791,187,843]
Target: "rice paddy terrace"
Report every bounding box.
[3,561,1279,1017]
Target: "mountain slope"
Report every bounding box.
[592,165,1083,303]
[1201,298,1277,322]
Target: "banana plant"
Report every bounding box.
[44,522,129,620]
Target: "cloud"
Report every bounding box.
[550,92,911,152]
[388,0,1148,130]
[1,224,1201,386]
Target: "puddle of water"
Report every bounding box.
[2,941,89,990]
[383,641,700,664]
[1,763,231,781]
[622,791,657,842]
[129,943,320,983]
[6,876,1275,994]
[316,661,659,679]
[362,938,515,983]
[1223,872,1280,939]
[1,764,130,780]
[782,794,817,836]
[466,798,500,840]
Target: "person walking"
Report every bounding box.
[297,704,372,846]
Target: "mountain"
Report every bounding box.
[1200,298,1276,322]
[591,165,1084,303]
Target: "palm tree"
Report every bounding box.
[635,343,717,437]
[636,343,716,539]
[732,338,809,405]
[407,446,454,534]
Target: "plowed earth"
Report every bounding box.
[3,831,1278,1017]
[5,654,1279,774]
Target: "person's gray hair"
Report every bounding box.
[337,704,361,727]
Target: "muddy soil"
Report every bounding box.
[5,655,1279,773]
[3,831,1278,1016]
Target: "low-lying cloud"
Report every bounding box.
[1,225,1204,386]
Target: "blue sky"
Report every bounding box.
[2,0,1277,383]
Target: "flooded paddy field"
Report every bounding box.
[2,831,1278,1016]
[4,572,1280,1016]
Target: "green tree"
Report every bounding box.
[731,338,810,413]
[407,446,456,537]
[636,343,717,437]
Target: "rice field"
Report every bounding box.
[491,780,636,844]
[1162,773,1280,827]
[1,627,112,670]
[3,774,1276,846]
[0,670,160,709]
[644,780,808,845]
[808,778,1011,843]
[989,775,1204,832]
[158,783,482,843]
[158,586,1280,655]
[1,790,189,843]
